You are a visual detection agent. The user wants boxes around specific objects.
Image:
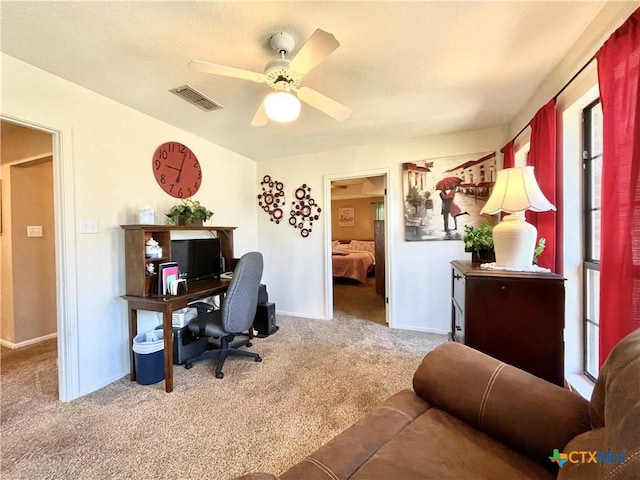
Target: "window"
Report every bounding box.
[582,99,602,380]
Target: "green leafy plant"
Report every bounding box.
[463,221,494,253]
[166,198,213,225]
[533,237,546,264]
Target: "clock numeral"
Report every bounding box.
[187,187,192,196]
[194,181,199,189]
[179,144,186,153]
[160,174,166,184]
[197,171,202,180]
[177,188,184,198]
[193,160,199,168]
[154,159,161,170]
[160,150,168,160]
[169,183,175,192]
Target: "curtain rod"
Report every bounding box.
[501,54,597,151]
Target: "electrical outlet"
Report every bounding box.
[79,219,98,234]
[27,225,43,237]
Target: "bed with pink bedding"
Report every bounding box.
[332,241,376,283]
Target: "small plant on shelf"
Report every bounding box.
[166,198,213,225]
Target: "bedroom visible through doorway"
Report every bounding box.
[330,175,387,326]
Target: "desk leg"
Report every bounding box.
[129,305,138,382]
[162,307,174,393]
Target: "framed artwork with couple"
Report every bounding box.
[402,151,499,241]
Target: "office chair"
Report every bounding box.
[184,252,263,378]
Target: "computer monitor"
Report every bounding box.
[171,238,222,281]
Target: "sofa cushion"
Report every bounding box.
[584,329,640,479]
[351,408,554,480]
[557,428,607,480]
[280,389,430,480]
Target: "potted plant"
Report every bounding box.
[166,198,214,226]
[533,237,546,264]
[463,220,495,263]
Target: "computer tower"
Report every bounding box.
[254,302,277,336]
[172,325,209,365]
[257,284,268,304]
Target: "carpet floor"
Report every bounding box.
[1,311,444,479]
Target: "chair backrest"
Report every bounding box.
[220,252,263,334]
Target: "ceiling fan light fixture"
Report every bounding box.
[264,91,301,123]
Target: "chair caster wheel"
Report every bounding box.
[215,371,224,379]
[246,341,252,347]
[255,356,262,362]
[185,363,193,369]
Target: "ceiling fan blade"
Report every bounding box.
[189,60,266,83]
[288,29,340,76]
[296,87,352,121]
[250,99,269,127]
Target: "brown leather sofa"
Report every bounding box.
[235,329,639,480]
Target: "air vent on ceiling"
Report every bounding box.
[170,84,223,111]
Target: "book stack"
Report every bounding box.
[157,262,186,296]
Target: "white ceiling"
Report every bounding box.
[1,1,607,162]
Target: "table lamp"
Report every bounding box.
[480,166,555,269]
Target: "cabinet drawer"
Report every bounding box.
[452,269,465,309]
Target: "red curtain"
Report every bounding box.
[502,141,515,169]
[596,8,640,365]
[527,100,557,272]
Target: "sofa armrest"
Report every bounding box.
[231,474,281,480]
[413,342,591,467]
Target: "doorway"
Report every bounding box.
[1,115,78,401]
[324,171,389,327]
[1,121,58,395]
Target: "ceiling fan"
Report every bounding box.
[189,29,352,126]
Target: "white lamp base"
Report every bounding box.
[492,212,537,269]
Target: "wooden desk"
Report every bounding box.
[123,277,230,392]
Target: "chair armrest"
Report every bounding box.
[413,342,591,467]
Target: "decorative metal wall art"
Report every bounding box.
[257,175,286,224]
[289,184,321,238]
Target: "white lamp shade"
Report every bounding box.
[264,92,301,123]
[481,166,556,215]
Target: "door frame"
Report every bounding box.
[323,168,391,326]
[1,113,79,401]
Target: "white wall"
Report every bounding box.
[1,53,258,398]
[258,127,507,334]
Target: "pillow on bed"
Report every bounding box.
[332,240,341,248]
[349,240,375,254]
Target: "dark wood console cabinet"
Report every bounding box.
[450,260,565,386]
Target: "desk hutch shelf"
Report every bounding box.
[120,224,236,297]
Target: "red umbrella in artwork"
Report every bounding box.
[435,177,463,190]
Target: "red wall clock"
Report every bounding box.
[152,141,202,198]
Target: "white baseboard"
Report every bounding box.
[277,310,326,320]
[0,332,58,349]
[390,324,449,335]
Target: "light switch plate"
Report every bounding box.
[27,225,43,237]
[79,219,98,234]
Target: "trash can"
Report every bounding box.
[132,330,165,385]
